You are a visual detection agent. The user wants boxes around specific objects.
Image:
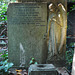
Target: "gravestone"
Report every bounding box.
[67,10,75,36]
[17,0,67,5]
[7,3,47,67]
[67,10,75,45]
[28,64,59,75]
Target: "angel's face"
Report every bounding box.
[49,3,54,11]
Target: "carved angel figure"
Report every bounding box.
[46,3,67,61]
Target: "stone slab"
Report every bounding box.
[68,10,75,35]
[67,10,75,44]
[7,3,47,67]
[17,0,67,3]
[28,64,59,75]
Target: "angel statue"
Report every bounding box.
[46,3,67,62]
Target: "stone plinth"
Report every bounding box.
[28,64,59,75]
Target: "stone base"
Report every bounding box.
[28,64,59,75]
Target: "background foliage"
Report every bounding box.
[0,1,13,74]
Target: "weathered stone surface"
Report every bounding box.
[17,0,67,9]
[17,0,67,4]
[28,64,59,75]
[68,10,75,35]
[7,3,47,67]
[67,10,75,45]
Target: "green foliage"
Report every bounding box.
[0,59,14,72]
[0,2,13,74]
[70,5,75,9]
[72,0,75,2]
[29,58,38,65]
[67,4,75,15]
[0,50,8,60]
[0,2,7,37]
[0,2,7,22]
[66,43,74,64]
[66,48,74,64]
[70,4,75,11]
[0,50,14,73]
[67,12,69,15]
[66,42,74,71]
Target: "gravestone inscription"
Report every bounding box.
[7,3,47,67]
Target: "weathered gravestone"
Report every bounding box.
[7,3,47,67]
[67,10,75,44]
[8,0,67,68]
[28,64,59,75]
